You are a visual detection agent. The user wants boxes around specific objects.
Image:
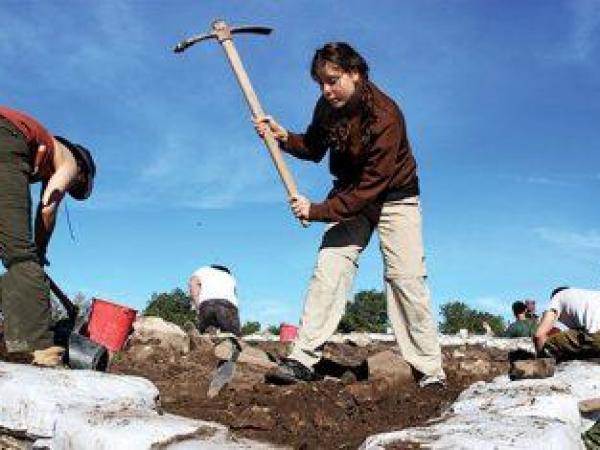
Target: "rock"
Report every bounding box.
[315,343,369,380]
[214,340,274,368]
[509,358,555,380]
[231,406,275,431]
[0,434,29,450]
[459,359,492,377]
[368,350,415,386]
[238,345,277,370]
[579,397,600,414]
[131,316,190,355]
[322,343,369,367]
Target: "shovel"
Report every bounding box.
[47,275,108,371]
[207,337,241,398]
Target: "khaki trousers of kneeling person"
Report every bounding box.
[287,197,445,378]
[544,329,600,362]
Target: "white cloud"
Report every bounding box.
[534,227,600,250]
[524,176,575,187]
[509,172,598,187]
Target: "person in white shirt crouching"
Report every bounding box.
[188,265,240,336]
[534,286,600,362]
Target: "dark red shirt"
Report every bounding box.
[0,106,55,177]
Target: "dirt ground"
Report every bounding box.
[109,337,510,449]
[0,326,510,449]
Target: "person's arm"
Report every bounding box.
[188,276,201,311]
[34,152,78,262]
[253,99,329,163]
[533,310,558,354]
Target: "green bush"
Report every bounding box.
[338,289,388,333]
[143,288,197,328]
[241,321,261,336]
[439,301,505,335]
[266,324,280,335]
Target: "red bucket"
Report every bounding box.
[279,323,298,343]
[87,298,137,352]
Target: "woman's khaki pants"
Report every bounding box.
[288,197,445,378]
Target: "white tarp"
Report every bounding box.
[362,360,600,449]
[0,362,274,449]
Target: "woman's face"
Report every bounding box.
[316,61,360,108]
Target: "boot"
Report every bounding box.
[31,346,65,367]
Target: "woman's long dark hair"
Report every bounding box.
[310,42,376,151]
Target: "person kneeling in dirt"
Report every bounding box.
[254,43,445,387]
[534,287,600,362]
[0,106,95,367]
[188,265,241,336]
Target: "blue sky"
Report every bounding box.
[1,1,598,327]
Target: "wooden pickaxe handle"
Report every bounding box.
[221,39,310,227]
[218,38,309,227]
[174,20,309,227]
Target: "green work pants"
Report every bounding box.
[543,329,600,362]
[0,117,52,352]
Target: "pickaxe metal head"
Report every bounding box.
[173,19,272,53]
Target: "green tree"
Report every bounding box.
[266,324,280,335]
[338,289,388,333]
[143,288,197,328]
[439,301,505,335]
[241,321,261,336]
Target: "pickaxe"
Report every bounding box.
[173,19,308,226]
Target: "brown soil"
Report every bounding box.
[108,338,509,449]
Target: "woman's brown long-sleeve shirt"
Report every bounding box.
[284,81,420,223]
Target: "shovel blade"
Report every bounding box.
[207,360,236,398]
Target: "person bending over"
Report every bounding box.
[0,106,95,366]
[534,287,600,362]
[188,264,240,336]
[255,43,444,386]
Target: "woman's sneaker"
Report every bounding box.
[266,358,321,384]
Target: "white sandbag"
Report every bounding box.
[0,362,271,449]
[362,359,600,449]
[0,362,158,437]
